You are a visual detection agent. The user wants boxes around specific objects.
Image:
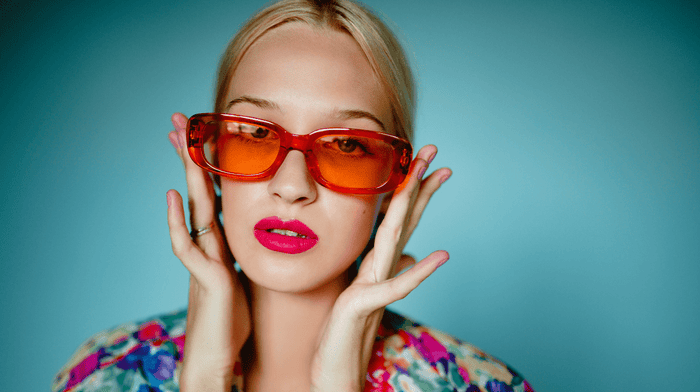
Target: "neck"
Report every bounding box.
[243,272,349,392]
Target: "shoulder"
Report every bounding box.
[52,309,188,392]
[368,310,535,392]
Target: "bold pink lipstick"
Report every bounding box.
[254,217,319,254]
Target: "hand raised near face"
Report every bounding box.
[166,112,250,392]
[310,145,452,391]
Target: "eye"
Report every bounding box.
[251,127,270,138]
[336,138,360,153]
[317,136,374,158]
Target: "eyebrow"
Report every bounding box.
[334,109,386,132]
[227,95,386,132]
[227,96,280,110]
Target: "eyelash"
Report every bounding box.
[219,125,377,157]
[326,138,372,155]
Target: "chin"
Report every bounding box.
[235,246,356,294]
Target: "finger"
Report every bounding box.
[382,250,447,304]
[166,189,209,273]
[356,250,449,316]
[391,144,436,195]
[392,254,416,278]
[170,113,221,255]
[168,189,236,287]
[417,144,438,165]
[402,167,452,240]
[172,111,187,130]
[368,149,431,280]
[169,113,188,162]
[171,113,217,226]
[382,144,437,235]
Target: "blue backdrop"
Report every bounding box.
[1,0,698,391]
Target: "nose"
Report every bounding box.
[267,150,318,205]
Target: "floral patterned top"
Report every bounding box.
[52,309,534,392]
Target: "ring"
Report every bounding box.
[190,222,215,240]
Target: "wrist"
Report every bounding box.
[180,359,235,392]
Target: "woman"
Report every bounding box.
[53,1,534,391]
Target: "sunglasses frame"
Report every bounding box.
[187,113,413,194]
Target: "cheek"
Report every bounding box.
[220,182,249,223]
[332,194,384,260]
[217,179,385,292]
[219,181,261,255]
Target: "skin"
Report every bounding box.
[166,22,452,392]
[221,23,388,294]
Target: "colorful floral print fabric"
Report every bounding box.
[53,309,534,392]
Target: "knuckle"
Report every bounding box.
[171,239,189,259]
[170,243,182,258]
[376,223,403,243]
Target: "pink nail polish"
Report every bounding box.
[440,172,452,184]
[417,166,427,180]
[436,257,448,268]
[427,153,436,164]
[169,133,179,149]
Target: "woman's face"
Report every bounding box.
[221,23,393,293]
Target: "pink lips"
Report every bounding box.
[254,217,319,254]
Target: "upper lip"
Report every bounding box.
[254,217,318,239]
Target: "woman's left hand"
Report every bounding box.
[310,145,452,391]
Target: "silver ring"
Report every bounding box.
[190,222,215,240]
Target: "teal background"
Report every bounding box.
[1,0,698,391]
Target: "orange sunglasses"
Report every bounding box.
[187,113,413,194]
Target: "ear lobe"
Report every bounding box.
[380,191,393,214]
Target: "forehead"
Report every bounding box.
[227,23,393,133]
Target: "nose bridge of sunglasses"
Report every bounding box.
[273,133,321,181]
[280,134,313,167]
[285,132,313,152]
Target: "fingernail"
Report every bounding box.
[436,257,448,268]
[166,191,172,208]
[169,132,179,149]
[427,152,436,164]
[175,114,187,129]
[417,166,427,180]
[440,172,452,184]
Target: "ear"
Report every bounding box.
[380,191,393,214]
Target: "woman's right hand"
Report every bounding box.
[166,112,251,392]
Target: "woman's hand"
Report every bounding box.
[166,113,251,392]
[310,145,452,391]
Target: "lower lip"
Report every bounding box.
[254,230,318,254]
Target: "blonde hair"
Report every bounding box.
[214,0,416,142]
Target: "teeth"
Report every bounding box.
[269,229,307,238]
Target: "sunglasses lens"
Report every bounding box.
[313,135,395,189]
[203,120,280,175]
